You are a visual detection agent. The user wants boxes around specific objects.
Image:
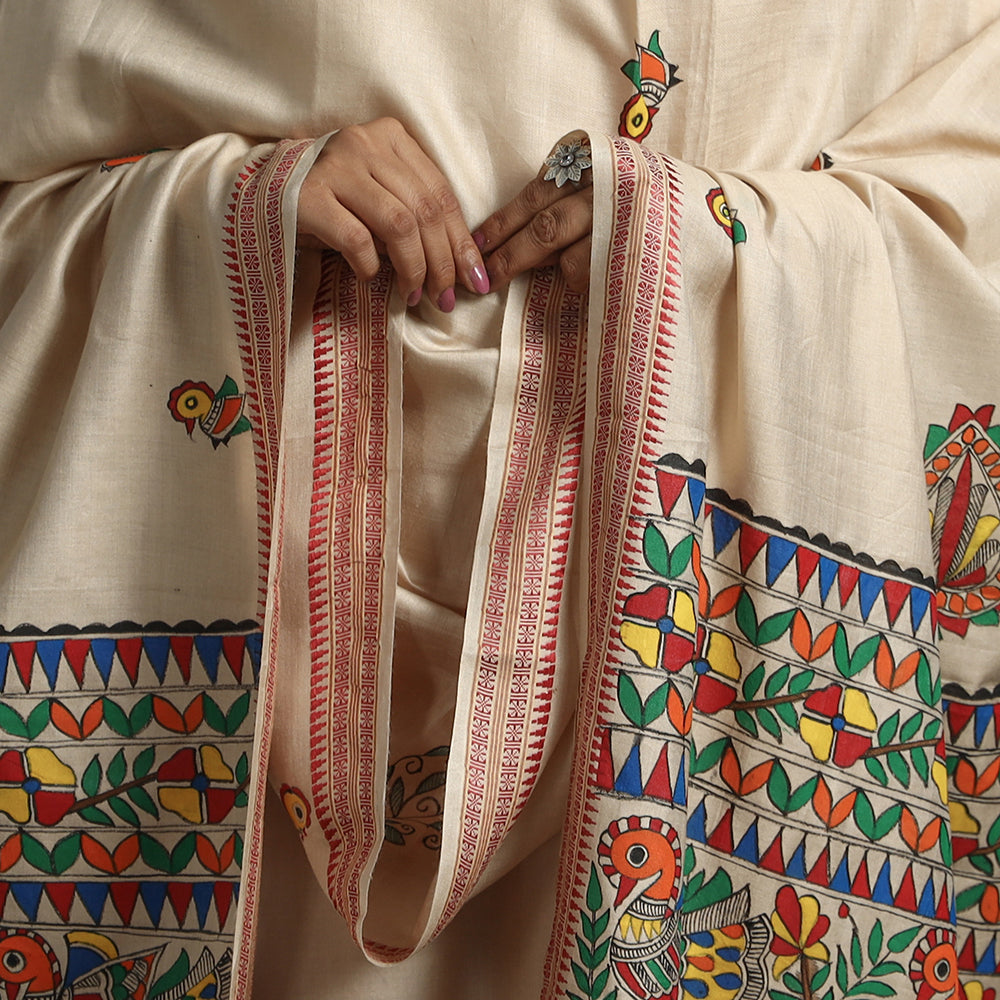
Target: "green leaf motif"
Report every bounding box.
[643,522,671,576]
[576,936,596,970]
[593,969,610,996]
[832,627,851,677]
[51,833,82,875]
[864,756,890,787]
[873,804,903,841]
[743,662,766,700]
[150,951,191,1000]
[235,752,249,785]
[867,921,884,964]
[691,738,728,776]
[107,749,127,788]
[108,797,141,827]
[782,972,803,993]
[586,864,603,912]
[887,751,911,788]
[102,698,131,737]
[853,792,876,839]
[774,701,799,728]
[735,591,759,644]
[129,695,153,734]
[911,747,929,783]
[850,933,863,977]
[170,832,197,874]
[133,746,156,780]
[924,424,948,460]
[642,682,671,726]
[668,535,694,578]
[847,634,881,678]
[915,655,937,707]
[845,982,895,998]
[81,757,103,798]
[767,761,791,812]
[758,609,796,646]
[810,963,831,991]
[758,709,783,742]
[899,712,923,743]
[764,663,791,699]
[203,696,227,734]
[787,775,819,813]
[788,669,815,695]
[571,962,591,996]
[593,939,611,966]
[835,950,848,993]
[127,786,159,818]
[923,717,941,740]
[21,834,55,874]
[970,852,993,876]
[79,805,114,827]
[617,672,644,728]
[0,704,28,739]
[868,961,905,977]
[139,833,171,872]
[956,883,987,912]
[26,701,51,740]
[227,691,252,735]
[877,711,900,746]
[734,710,758,738]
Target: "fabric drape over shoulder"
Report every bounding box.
[0,3,999,999]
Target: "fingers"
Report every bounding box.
[297,118,488,310]
[483,187,594,292]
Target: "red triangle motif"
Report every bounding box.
[936,884,951,922]
[596,730,615,791]
[738,524,768,575]
[760,834,786,874]
[795,547,820,594]
[167,882,194,926]
[109,882,140,924]
[958,932,977,971]
[894,866,918,912]
[642,745,673,801]
[0,883,8,919]
[221,636,246,682]
[11,642,36,691]
[947,703,976,741]
[806,846,830,887]
[63,639,91,688]
[170,635,195,682]
[116,637,143,686]
[44,883,76,922]
[655,469,687,519]
[838,565,860,607]
[707,809,734,854]
[214,881,233,929]
[882,580,910,626]
[850,857,871,898]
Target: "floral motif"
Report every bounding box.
[799,683,877,767]
[620,583,702,672]
[280,784,311,837]
[769,885,830,979]
[0,748,77,826]
[619,94,656,142]
[157,745,239,824]
[543,140,592,188]
[691,632,742,713]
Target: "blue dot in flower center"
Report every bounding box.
[21,778,41,794]
[191,773,210,792]
[831,714,846,731]
[693,659,710,675]
[656,617,674,634]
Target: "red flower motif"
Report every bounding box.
[770,885,830,977]
[0,749,77,827]
[618,93,657,141]
[156,746,238,824]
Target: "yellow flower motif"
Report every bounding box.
[0,747,77,826]
[799,684,877,767]
[157,745,238,825]
[770,885,830,978]
[950,800,979,835]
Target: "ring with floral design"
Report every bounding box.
[543,140,592,188]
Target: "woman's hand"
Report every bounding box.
[298,118,489,311]
[474,131,594,294]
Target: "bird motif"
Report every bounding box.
[598,816,685,999]
[167,375,251,448]
[598,818,770,1000]
[0,928,62,1000]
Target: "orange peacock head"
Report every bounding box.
[598,815,682,909]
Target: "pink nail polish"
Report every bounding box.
[472,230,487,250]
[407,289,422,307]
[470,265,490,295]
[437,287,456,312]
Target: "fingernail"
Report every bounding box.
[407,288,422,307]
[472,230,487,250]
[470,265,490,295]
[437,287,456,312]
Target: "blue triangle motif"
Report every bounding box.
[9,882,44,921]
[733,822,760,863]
[76,882,109,922]
[687,479,706,522]
[858,574,885,621]
[710,509,740,558]
[872,859,894,905]
[687,801,708,844]
[975,706,993,747]
[917,876,937,918]
[765,537,797,587]
[830,854,852,893]
[139,882,168,928]
[673,754,686,806]
[786,842,807,881]
[818,558,838,603]
[90,638,117,686]
[36,639,64,691]
[0,643,10,690]
[910,588,932,633]
[192,881,215,930]
[143,636,172,683]
[975,936,997,976]
[194,635,223,683]
[245,632,263,679]
[615,743,644,797]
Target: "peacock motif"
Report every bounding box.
[598,817,770,1000]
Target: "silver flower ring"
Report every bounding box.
[543,140,593,188]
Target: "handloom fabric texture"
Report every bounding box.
[0,2,999,999]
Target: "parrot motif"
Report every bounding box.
[618,31,681,142]
[167,375,251,447]
[598,817,769,1000]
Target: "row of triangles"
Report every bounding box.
[0,632,262,692]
